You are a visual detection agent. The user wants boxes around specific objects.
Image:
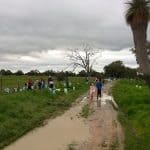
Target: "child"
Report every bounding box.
[96,78,103,100]
[88,83,96,103]
[96,78,103,107]
[27,79,33,90]
[48,76,54,89]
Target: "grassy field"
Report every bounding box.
[0,76,88,149]
[112,79,150,150]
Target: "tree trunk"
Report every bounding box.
[131,22,150,75]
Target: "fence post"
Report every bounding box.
[17,80,20,90]
[0,75,2,92]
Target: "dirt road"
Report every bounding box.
[79,82,124,150]
[5,82,124,150]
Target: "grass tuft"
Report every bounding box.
[67,142,78,150]
[80,104,91,118]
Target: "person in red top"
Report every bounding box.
[28,79,33,90]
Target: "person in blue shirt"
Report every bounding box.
[96,78,103,100]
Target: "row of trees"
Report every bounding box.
[0,69,76,76]
[0,61,137,79]
[0,69,102,77]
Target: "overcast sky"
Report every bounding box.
[0,0,149,72]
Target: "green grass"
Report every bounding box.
[0,76,88,149]
[109,138,119,150]
[112,79,150,150]
[80,104,91,118]
[67,142,78,150]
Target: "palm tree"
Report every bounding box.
[125,0,150,75]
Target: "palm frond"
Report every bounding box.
[125,0,150,24]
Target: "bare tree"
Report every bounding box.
[67,43,101,78]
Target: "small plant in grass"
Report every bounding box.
[109,138,119,150]
[80,104,91,118]
[67,142,78,150]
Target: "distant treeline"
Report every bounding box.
[0,61,139,79]
[0,69,103,78]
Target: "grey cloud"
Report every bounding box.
[0,0,149,74]
[0,49,138,73]
[1,0,145,55]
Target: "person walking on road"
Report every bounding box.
[96,78,103,106]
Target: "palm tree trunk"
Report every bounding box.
[131,23,150,75]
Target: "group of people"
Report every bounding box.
[25,76,54,90]
[88,78,103,104]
